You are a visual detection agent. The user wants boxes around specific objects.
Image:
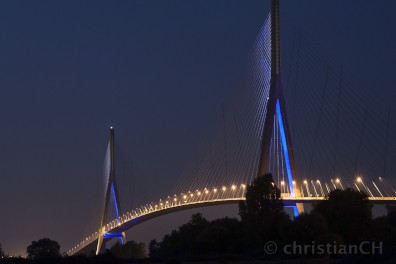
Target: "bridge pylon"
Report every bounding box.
[96,127,126,255]
[257,0,304,215]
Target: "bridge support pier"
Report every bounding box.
[284,203,304,218]
[104,232,126,242]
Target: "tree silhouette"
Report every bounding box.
[388,206,396,228]
[26,238,60,259]
[312,188,372,243]
[110,240,146,259]
[0,243,5,258]
[148,239,160,259]
[158,213,209,258]
[239,173,290,249]
[291,212,329,244]
[150,213,245,259]
[195,217,242,255]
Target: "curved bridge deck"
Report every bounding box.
[68,185,396,255]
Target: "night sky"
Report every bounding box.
[0,0,395,256]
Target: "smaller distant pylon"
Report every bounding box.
[96,127,126,255]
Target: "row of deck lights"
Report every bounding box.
[69,177,393,255]
[277,177,375,197]
[68,179,353,254]
[67,183,247,255]
[296,176,384,197]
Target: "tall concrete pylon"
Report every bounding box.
[257,0,304,215]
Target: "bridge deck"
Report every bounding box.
[68,195,396,255]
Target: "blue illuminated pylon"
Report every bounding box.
[257,0,304,215]
[96,127,126,255]
[276,100,295,195]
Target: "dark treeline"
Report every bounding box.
[149,214,242,259]
[0,240,146,264]
[149,174,396,262]
[110,241,146,259]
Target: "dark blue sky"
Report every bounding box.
[0,0,395,256]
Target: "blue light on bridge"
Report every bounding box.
[284,205,299,218]
[104,232,125,243]
[111,183,125,244]
[104,233,123,239]
[111,183,121,224]
[275,99,295,196]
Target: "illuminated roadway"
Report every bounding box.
[68,183,396,256]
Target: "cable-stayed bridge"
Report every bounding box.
[68,0,396,256]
